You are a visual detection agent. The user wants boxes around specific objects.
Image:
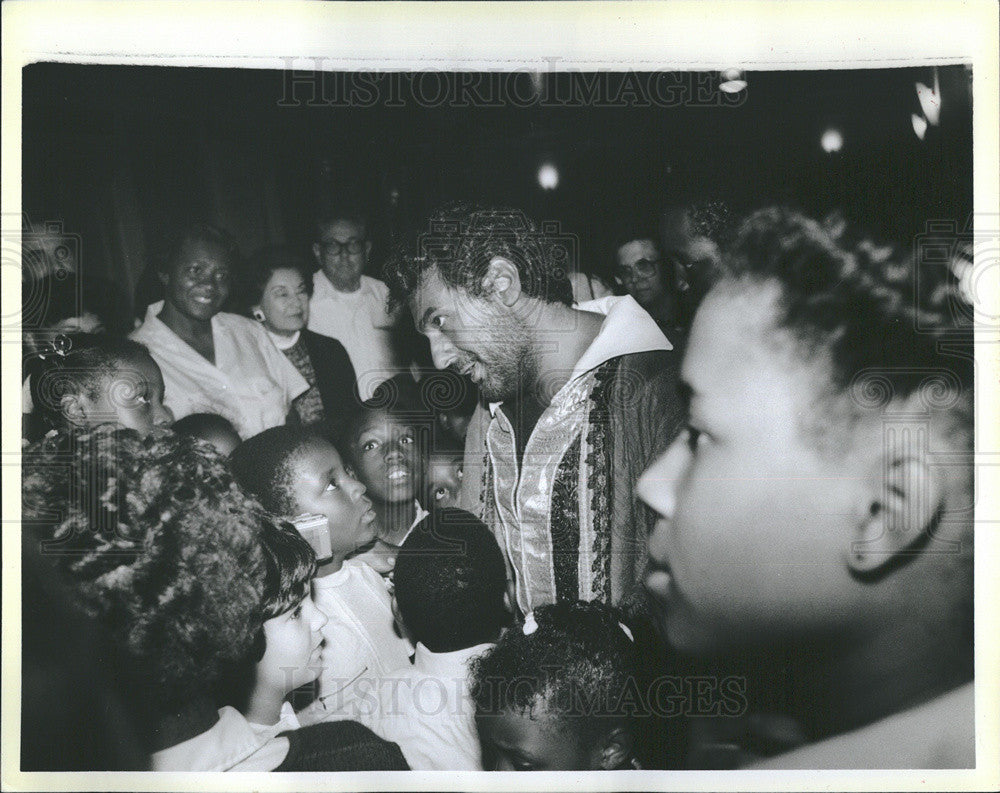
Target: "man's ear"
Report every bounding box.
[60,393,89,426]
[364,240,373,261]
[849,453,943,577]
[481,257,522,308]
[597,726,634,771]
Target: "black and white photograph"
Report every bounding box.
[3,2,998,790]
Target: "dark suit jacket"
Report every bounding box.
[301,329,360,432]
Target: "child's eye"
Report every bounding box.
[325,481,339,492]
[433,487,449,501]
[399,434,414,445]
[362,440,378,453]
[291,605,303,619]
[430,315,446,330]
[456,465,464,480]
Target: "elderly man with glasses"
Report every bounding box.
[308,210,405,400]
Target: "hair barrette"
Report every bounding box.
[37,333,73,361]
[522,611,538,636]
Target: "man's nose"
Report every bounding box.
[428,333,458,371]
[156,404,175,427]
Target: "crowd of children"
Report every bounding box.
[19,205,976,772]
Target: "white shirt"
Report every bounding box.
[311,559,414,716]
[357,642,493,771]
[131,302,308,439]
[307,273,401,400]
[151,705,293,772]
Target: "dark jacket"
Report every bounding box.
[277,720,409,771]
[301,329,361,430]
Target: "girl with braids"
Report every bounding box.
[25,332,173,442]
[470,600,646,771]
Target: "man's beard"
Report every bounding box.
[454,321,536,404]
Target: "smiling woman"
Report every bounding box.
[130,224,310,439]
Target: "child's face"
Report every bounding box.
[427,454,463,509]
[477,710,596,771]
[289,440,378,556]
[636,284,868,657]
[256,593,328,694]
[351,412,420,503]
[79,355,174,435]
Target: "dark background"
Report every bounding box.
[23,63,973,317]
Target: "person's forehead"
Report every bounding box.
[321,218,365,240]
[410,268,463,315]
[616,239,659,264]
[267,268,305,287]
[178,239,231,268]
[684,282,812,406]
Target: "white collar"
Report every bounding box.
[266,328,300,350]
[412,642,495,676]
[488,295,671,415]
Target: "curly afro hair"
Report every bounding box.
[470,600,642,745]
[393,508,509,652]
[21,426,270,712]
[718,206,974,450]
[229,425,330,516]
[383,203,575,312]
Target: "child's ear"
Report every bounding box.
[848,451,944,577]
[157,269,169,287]
[481,257,521,308]
[60,393,89,426]
[596,726,634,771]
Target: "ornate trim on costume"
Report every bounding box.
[586,359,616,601]
[551,434,582,602]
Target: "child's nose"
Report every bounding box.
[636,438,688,519]
[155,404,175,427]
[310,601,329,632]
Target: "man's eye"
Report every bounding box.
[512,761,535,771]
[456,466,464,479]
[325,481,339,491]
[291,605,303,619]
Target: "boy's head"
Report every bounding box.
[231,426,377,558]
[393,508,509,653]
[253,521,327,695]
[29,333,173,434]
[471,600,640,771]
[638,207,974,659]
[21,427,269,713]
[344,378,430,505]
[172,412,241,456]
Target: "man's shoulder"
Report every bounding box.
[600,347,679,383]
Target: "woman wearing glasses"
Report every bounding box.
[612,233,688,347]
[308,212,405,401]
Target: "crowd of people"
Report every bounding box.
[19,199,975,772]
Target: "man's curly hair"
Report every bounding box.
[383,203,575,312]
[470,600,642,745]
[21,426,269,712]
[718,207,974,448]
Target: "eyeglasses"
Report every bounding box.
[614,258,661,282]
[320,238,366,256]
